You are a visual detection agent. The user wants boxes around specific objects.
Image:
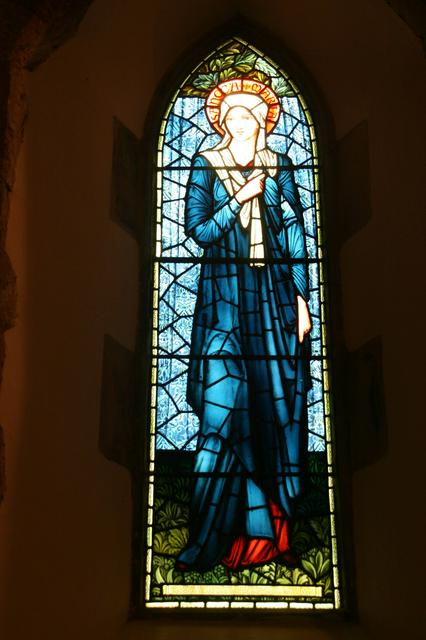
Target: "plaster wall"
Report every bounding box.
[0,1,425,639]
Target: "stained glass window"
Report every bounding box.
[142,38,341,612]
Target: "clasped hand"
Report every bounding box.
[235,172,266,204]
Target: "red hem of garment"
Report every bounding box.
[222,500,289,569]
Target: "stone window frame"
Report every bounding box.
[118,20,356,619]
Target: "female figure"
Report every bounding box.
[177,80,311,571]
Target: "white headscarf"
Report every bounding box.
[201,93,277,266]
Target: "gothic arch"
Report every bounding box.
[132,21,351,616]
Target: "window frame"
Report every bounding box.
[131,20,353,620]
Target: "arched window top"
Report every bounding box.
[158,39,320,256]
[140,37,342,614]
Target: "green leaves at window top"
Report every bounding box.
[182,40,295,98]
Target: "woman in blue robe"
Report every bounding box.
[177,85,312,571]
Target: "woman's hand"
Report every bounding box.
[235,172,265,204]
[297,295,312,343]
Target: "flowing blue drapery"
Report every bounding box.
[177,153,311,570]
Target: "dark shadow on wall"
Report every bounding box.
[0,0,94,503]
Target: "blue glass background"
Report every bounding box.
[157,95,326,452]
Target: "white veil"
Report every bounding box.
[201,92,278,266]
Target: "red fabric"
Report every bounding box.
[222,500,289,569]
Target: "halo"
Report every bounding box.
[205,78,281,136]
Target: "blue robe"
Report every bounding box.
[177,152,311,570]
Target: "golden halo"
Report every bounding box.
[205,78,281,136]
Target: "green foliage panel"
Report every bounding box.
[182,40,295,98]
[149,451,334,603]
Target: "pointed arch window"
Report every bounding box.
[141,37,342,612]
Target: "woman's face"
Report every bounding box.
[225,106,259,142]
